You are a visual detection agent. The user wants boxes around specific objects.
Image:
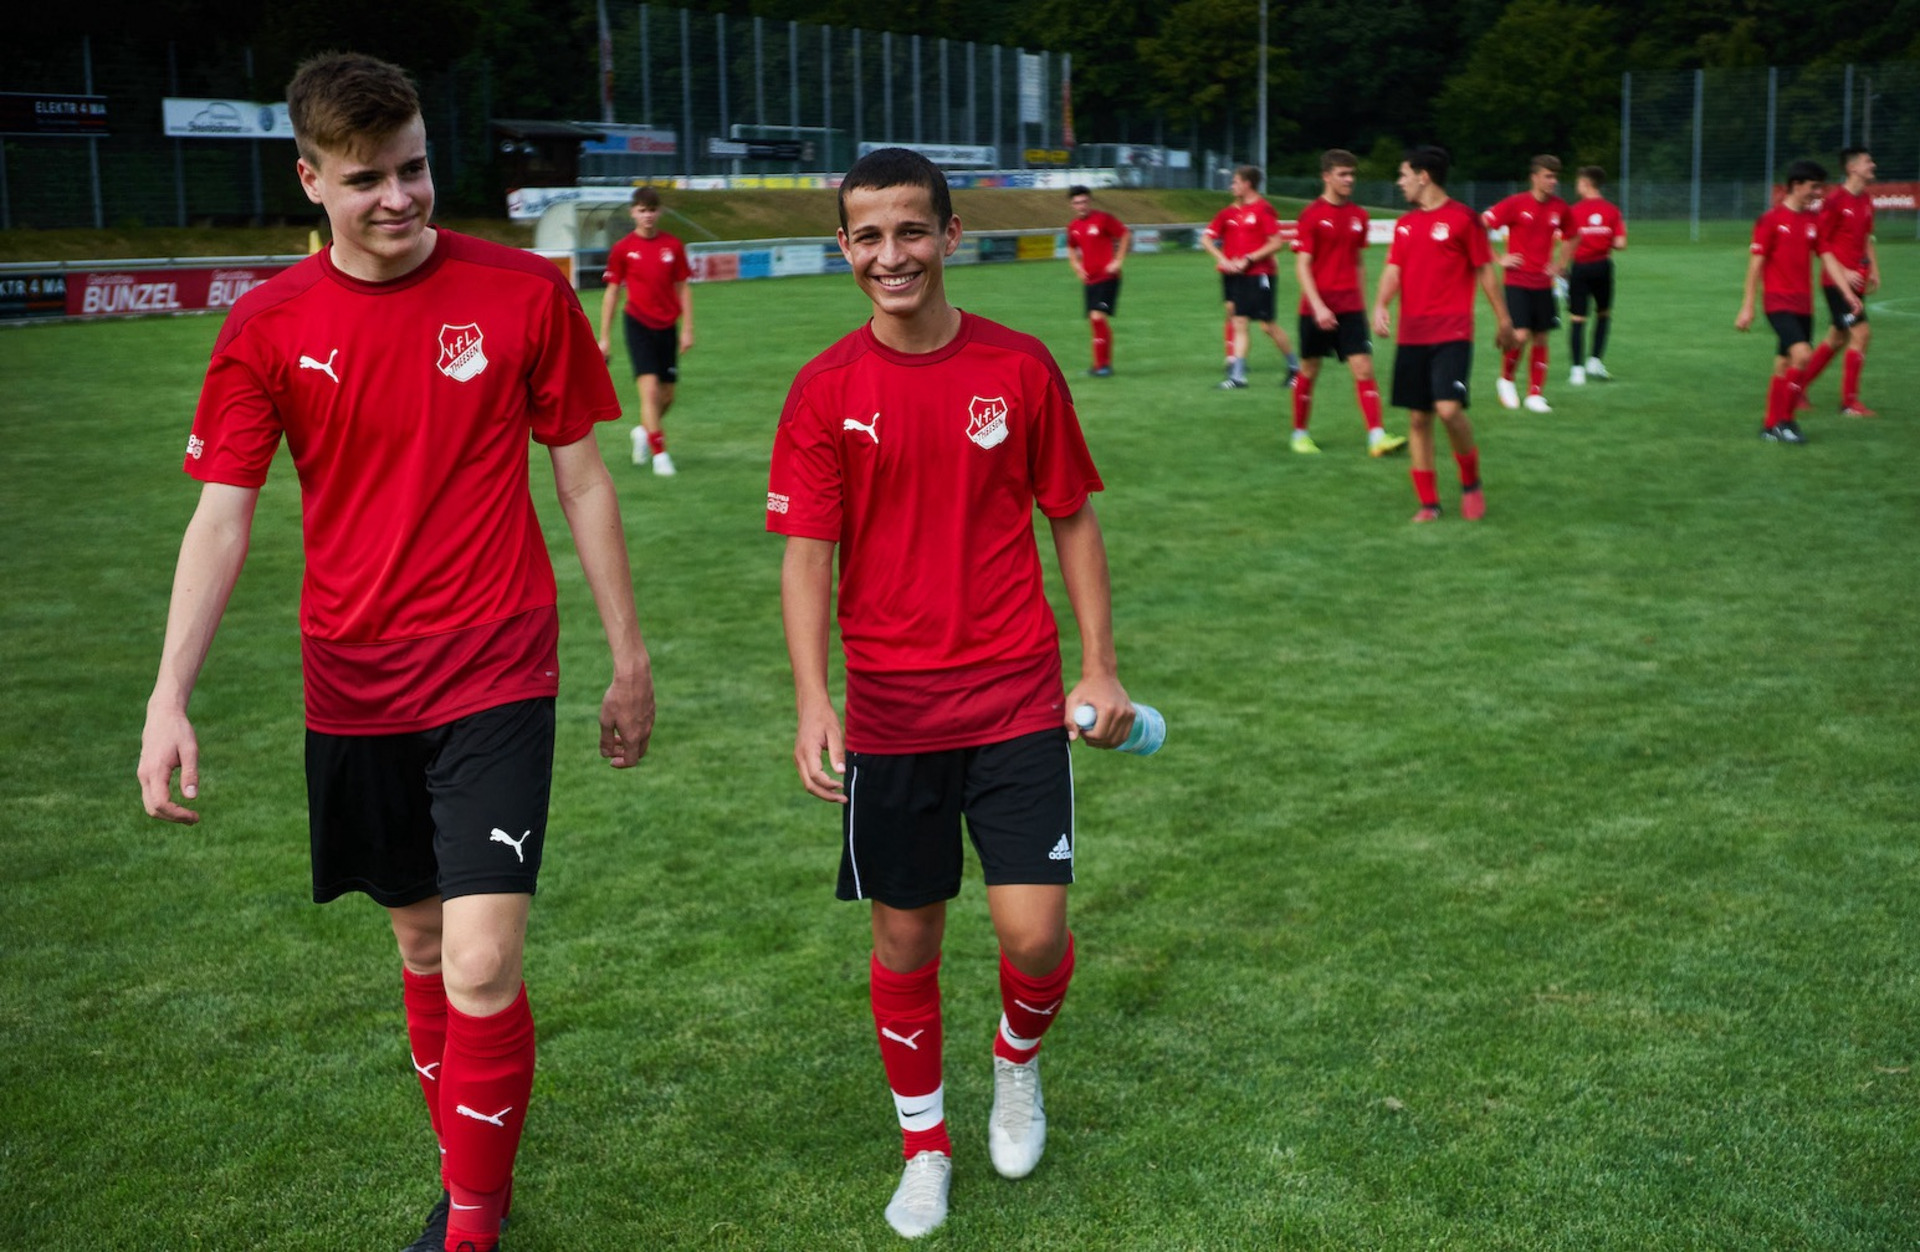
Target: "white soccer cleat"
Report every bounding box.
[1586,357,1610,379]
[651,451,677,476]
[1495,377,1520,409]
[988,1056,1048,1179]
[884,1151,951,1238]
[1523,393,1552,414]
[1569,366,1587,386]
[630,426,650,465]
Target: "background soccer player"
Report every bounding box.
[1803,147,1880,416]
[1558,165,1627,386]
[599,186,694,476]
[137,53,656,1252]
[1736,159,1860,444]
[1202,165,1300,389]
[769,148,1133,1240]
[1483,155,1568,413]
[1373,145,1518,522]
[1065,184,1130,377]
[1291,148,1407,457]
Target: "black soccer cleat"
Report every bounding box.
[401,1192,449,1252]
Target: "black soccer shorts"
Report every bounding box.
[306,697,556,906]
[1084,276,1121,317]
[1567,260,1614,318]
[1298,310,1373,362]
[1766,310,1813,357]
[838,727,1076,910]
[1823,284,1865,330]
[623,315,679,383]
[1222,273,1277,323]
[1391,340,1474,412]
[1505,285,1560,333]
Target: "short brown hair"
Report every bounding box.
[1577,165,1605,187]
[632,186,661,210]
[287,52,421,166]
[1320,149,1358,173]
[1530,154,1562,174]
[1234,164,1263,190]
[838,147,953,233]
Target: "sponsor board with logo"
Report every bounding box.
[65,265,291,318]
[0,272,68,321]
[0,92,109,137]
[162,98,295,140]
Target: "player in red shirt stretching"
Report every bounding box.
[1065,184,1130,377]
[1557,165,1627,387]
[1202,164,1300,389]
[137,53,656,1252]
[1290,148,1407,457]
[1803,147,1880,416]
[1483,155,1569,413]
[1373,145,1518,522]
[769,148,1134,1239]
[1736,159,1860,444]
[599,186,695,475]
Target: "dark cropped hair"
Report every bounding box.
[1320,149,1358,173]
[1785,158,1828,187]
[838,147,953,232]
[1404,144,1451,187]
[1577,165,1606,187]
[287,52,421,166]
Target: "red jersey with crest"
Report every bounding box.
[1816,185,1874,288]
[1567,197,1627,265]
[1386,199,1494,345]
[186,229,622,734]
[1751,204,1824,314]
[1481,192,1568,290]
[1292,198,1370,315]
[767,313,1103,753]
[1205,197,1285,276]
[604,229,691,329]
[1066,210,1128,283]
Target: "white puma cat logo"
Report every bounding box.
[411,1052,440,1080]
[298,348,340,383]
[881,1027,926,1051]
[490,828,530,862]
[1014,999,1060,1016]
[843,412,880,444]
[455,1104,512,1127]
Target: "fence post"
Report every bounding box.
[753,16,764,137]
[967,42,977,146]
[170,41,187,227]
[912,35,922,144]
[852,28,862,158]
[1619,71,1630,217]
[992,45,1002,168]
[717,14,730,173]
[1689,67,1703,242]
[822,25,831,169]
[678,8,692,179]
[884,31,893,143]
[1843,64,1853,147]
[789,21,799,141]
[1765,66,1776,188]
[939,38,949,144]
[641,4,651,127]
[85,37,105,228]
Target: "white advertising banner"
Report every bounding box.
[162,98,294,140]
[856,142,996,167]
[1018,53,1045,125]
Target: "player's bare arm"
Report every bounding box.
[676,280,695,353]
[1372,263,1402,338]
[550,436,656,767]
[781,535,846,802]
[1067,241,1087,283]
[598,283,622,360]
[1047,502,1131,750]
[1735,255,1763,331]
[139,482,261,824]
[1864,235,1879,293]
[1296,250,1336,329]
[1820,251,1865,316]
[1201,235,1243,274]
[1110,230,1131,275]
[1479,263,1519,352]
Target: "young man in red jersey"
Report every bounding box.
[1065,184,1130,377]
[1483,155,1569,413]
[599,186,694,475]
[137,53,656,1252]
[1803,147,1880,416]
[1557,166,1627,386]
[1373,145,1518,523]
[769,147,1133,1240]
[1735,159,1860,444]
[1202,164,1300,390]
[1290,148,1407,457]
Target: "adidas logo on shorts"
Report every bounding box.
[1047,835,1072,862]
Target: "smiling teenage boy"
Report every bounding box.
[137,52,655,1252]
[768,148,1134,1239]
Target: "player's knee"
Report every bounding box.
[998,926,1069,976]
[1853,323,1871,349]
[441,931,523,1003]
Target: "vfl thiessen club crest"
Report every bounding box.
[967,396,1009,449]
[437,323,489,382]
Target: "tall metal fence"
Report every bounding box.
[1621,61,1920,236]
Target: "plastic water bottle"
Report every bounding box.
[1073,702,1167,756]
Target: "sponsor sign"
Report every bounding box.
[162,98,294,140]
[1016,235,1058,261]
[1774,181,1920,210]
[770,246,827,279]
[689,252,740,282]
[0,271,67,320]
[66,264,290,318]
[508,186,613,221]
[1025,148,1071,166]
[581,125,678,155]
[857,142,996,168]
[708,138,809,161]
[0,92,108,137]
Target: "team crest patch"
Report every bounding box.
[437,323,489,382]
[1430,223,1451,241]
[967,396,1009,449]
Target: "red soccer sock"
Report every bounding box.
[871,953,950,1159]
[1764,375,1788,427]
[1092,319,1113,369]
[1842,349,1864,406]
[1291,374,1315,430]
[1529,342,1548,394]
[1223,317,1235,361]
[1411,468,1440,507]
[1501,348,1520,381]
[647,429,667,456]
[401,968,449,1174]
[1784,366,1808,414]
[1454,449,1480,490]
[1805,340,1837,386]
[1356,379,1384,431]
[994,935,1076,1064]
[441,986,536,1251]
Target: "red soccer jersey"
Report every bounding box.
[603,230,691,329]
[1386,199,1494,345]
[1066,210,1128,284]
[1751,204,1823,314]
[187,230,622,733]
[1567,197,1627,265]
[1817,186,1874,287]
[1481,192,1569,289]
[1292,197,1370,315]
[1205,197,1284,276]
[767,313,1103,753]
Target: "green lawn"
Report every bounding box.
[2,237,1917,1250]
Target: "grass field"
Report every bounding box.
[2,236,1918,1250]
